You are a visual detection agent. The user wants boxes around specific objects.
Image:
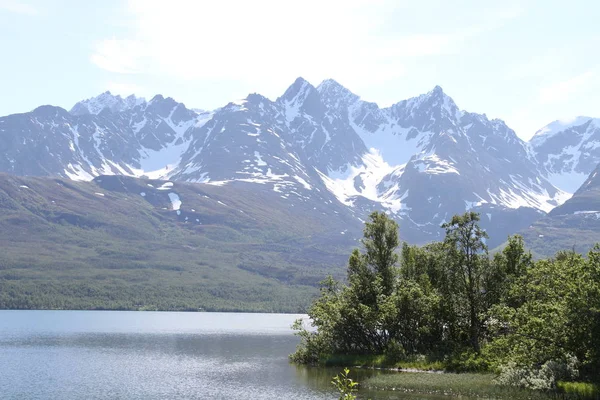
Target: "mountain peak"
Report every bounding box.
[530,116,596,145]
[149,94,165,103]
[430,85,444,95]
[317,78,353,95]
[316,79,359,109]
[70,91,146,116]
[279,77,317,104]
[292,76,310,86]
[425,85,452,102]
[317,78,342,88]
[391,85,460,123]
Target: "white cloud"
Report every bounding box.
[0,0,37,15]
[90,0,469,94]
[539,71,595,104]
[91,39,145,74]
[505,50,563,80]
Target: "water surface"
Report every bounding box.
[0,310,416,399]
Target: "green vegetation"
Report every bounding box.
[364,372,561,399]
[557,382,600,398]
[322,354,445,371]
[292,211,600,397]
[331,368,360,400]
[0,174,361,312]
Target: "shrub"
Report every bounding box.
[331,368,359,400]
[495,356,579,390]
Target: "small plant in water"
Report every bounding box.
[331,368,359,400]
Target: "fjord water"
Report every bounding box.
[0,311,404,399]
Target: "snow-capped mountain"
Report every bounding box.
[284,81,564,241]
[70,91,146,116]
[0,94,211,181]
[0,78,587,245]
[519,161,600,256]
[529,117,600,193]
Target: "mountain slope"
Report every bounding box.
[0,173,362,311]
[529,117,600,193]
[300,83,561,245]
[0,94,211,180]
[519,163,600,256]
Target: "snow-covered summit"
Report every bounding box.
[388,85,462,127]
[70,91,146,116]
[316,79,361,110]
[530,116,598,146]
[529,117,600,193]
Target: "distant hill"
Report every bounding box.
[0,173,362,312]
[519,163,600,257]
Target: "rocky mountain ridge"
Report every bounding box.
[0,78,597,245]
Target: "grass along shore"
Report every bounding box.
[363,372,599,399]
[323,355,599,399]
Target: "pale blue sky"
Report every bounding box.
[0,0,598,140]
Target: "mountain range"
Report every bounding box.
[2,77,599,247]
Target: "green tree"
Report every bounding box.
[488,235,533,307]
[487,253,586,387]
[579,245,600,378]
[361,211,399,297]
[488,245,600,384]
[291,211,401,359]
[441,212,489,353]
[342,211,401,353]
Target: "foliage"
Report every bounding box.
[292,210,600,395]
[557,381,600,398]
[322,353,445,371]
[486,246,600,384]
[494,358,579,391]
[331,368,359,400]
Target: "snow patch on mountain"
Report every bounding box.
[350,116,433,166]
[318,149,407,212]
[64,163,94,181]
[530,116,597,146]
[414,154,459,175]
[168,192,181,211]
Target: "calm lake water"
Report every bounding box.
[0,310,418,399]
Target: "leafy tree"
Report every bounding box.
[488,235,532,307]
[361,211,399,297]
[487,246,600,384]
[441,212,489,353]
[564,246,600,380]
[291,209,600,390]
[292,211,402,358]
